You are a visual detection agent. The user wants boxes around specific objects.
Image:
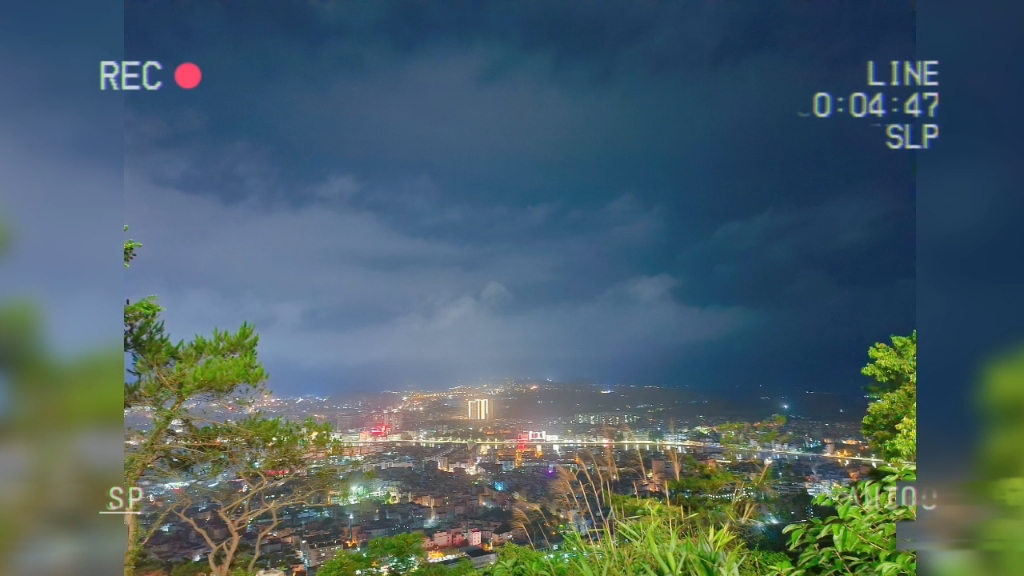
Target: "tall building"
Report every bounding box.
[371,411,403,431]
[467,398,490,420]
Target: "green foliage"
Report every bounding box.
[484,507,782,576]
[889,413,916,463]
[417,559,476,576]
[319,533,442,576]
[449,559,480,576]
[177,416,337,477]
[492,543,557,576]
[367,532,426,574]
[318,551,371,576]
[862,384,916,463]
[860,332,916,462]
[612,518,744,575]
[744,551,791,576]
[125,225,143,267]
[670,465,737,503]
[126,322,267,411]
[769,465,917,576]
[610,493,661,519]
[123,228,297,576]
[123,225,268,425]
[123,295,165,364]
[861,331,916,397]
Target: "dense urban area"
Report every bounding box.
[125,377,909,576]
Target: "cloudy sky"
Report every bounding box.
[124,2,916,399]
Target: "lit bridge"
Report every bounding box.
[338,438,884,463]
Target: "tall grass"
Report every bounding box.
[487,456,785,576]
[489,500,781,576]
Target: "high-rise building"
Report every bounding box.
[467,398,490,420]
[371,411,402,431]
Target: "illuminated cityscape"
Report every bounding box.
[124,379,883,572]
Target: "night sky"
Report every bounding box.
[124,2,916,400]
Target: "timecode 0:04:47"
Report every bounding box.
[811,92,938,119]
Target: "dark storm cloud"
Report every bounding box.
[125,2,915,396]
[680,191,915,308]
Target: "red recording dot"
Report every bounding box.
[175,63,202,89]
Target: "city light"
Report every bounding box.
[126,341,892,571]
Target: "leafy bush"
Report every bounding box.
[860,332,917,463]
[768,465,917,576]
